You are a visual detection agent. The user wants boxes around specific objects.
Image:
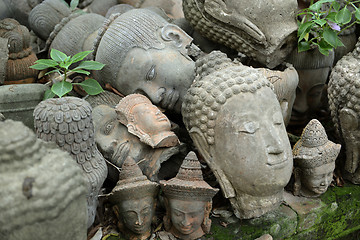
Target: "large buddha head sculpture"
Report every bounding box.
[116,94,179,148]
[293,119,341,197]
[106,156,159,240]
[93,8,196,113]
[160,151,218,240]
[182,51,293,219]
[182,0,298,68]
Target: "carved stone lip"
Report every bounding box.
[160,89,179,110]
[266,154,288,169]
[178,225,193,233]
[112,141,129,162]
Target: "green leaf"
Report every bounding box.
[335,7,352,24]
[298,21,314,42]
[355,8,360,22]
[74,78,104,95]
[34,59,59,67]
[44,69,61,76]
[70,0,79,10]
[327,12,337,22]
[71,69,91,75]
[336,38,345,47]
[323,28,338,47]
[298,41,311,52]
[51,81,73,98]
[43,89,56,100]
[59,61,72,70]
[70,50,93,64]
[50,49,68,63]
[309,0,335,11]
[318,46,330,56]
[319,39,333,50]
[74,61,105,71]
[29,63,51,70]
[332,1,341,11]
[314,19,327,26]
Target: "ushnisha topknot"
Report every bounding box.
[293,119,341,169]
[115,94,153,126]
[160,151,218,201]
[107,156,159,202]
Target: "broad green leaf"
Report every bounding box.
[51,81,72,98]
[336,37,345,48]
[309,0,335,11]
[71,69,91,75]
[314,19,327,26]
[335,7,352,24]
[327,12,337,22]
[44,69,61,76]
[298,21,314,42]
[70,0,79,10]
[50,49,68,63]
[355,8,360,22]
[318,46,330,56]
[70,50,93,63]
[319,39,333,50]
[74,78,104,95]
[34,59,58,67]
[59,61,72,70]
[332,1,341,11]
[298,41,311,52]
[74,61,105,70]
[323,28,338,47]
[43,89,56,100]
[29,63,51,70]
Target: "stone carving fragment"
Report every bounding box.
[293,119,341,197]
[182,51,293,219]
[160,151,218,240]
[33,97,108,228]
[0,119,87,240]
[106,156,159,240]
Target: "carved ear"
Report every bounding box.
[188,127,211,161]
[339,108,358,131]
[161,24,193,51]
[203,0,266,44]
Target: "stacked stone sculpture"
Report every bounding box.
[33,97,108,228]
[0,119,87,240]
[293,119,341,197]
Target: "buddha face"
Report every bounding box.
[169,198,205,237]
[212,87,293,197]
[116,47,195,113]
[132,103,171,135]
[290,68,330,125]
[92,105,147,165]
[119,196,155,235]
[301,162,335,195]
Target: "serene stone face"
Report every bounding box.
[301,162,335,196]
[132,102,171,136]
[291,68,329,125]
[116,47,195,113]
[168,198,205,238]
[118,196,155,235]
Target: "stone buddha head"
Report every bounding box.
[92,104,179,181]
[93,8,196,113]
[182,51,293,219]
[116,94,179,148]
[160,151,218,240]
[293,119,341,197]
[107,156,159,240]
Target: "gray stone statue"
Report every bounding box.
[106,156,159,240]
[328,38,360,184]
[160,151,218,240]
[116,94,179,148]
[293,119,341,197]
[0,119,87,240]
[33,97,108,228]
[182,0,298,68]
[182,51,293,219]
[92,104,179,181]
[93,8,196,113]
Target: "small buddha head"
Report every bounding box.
[94,8,196,113]
[116,94,179,148]
[107,156,159,238]
[160,151,218,240]
[293,119,341,197]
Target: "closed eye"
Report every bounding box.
[146,65,156,81]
